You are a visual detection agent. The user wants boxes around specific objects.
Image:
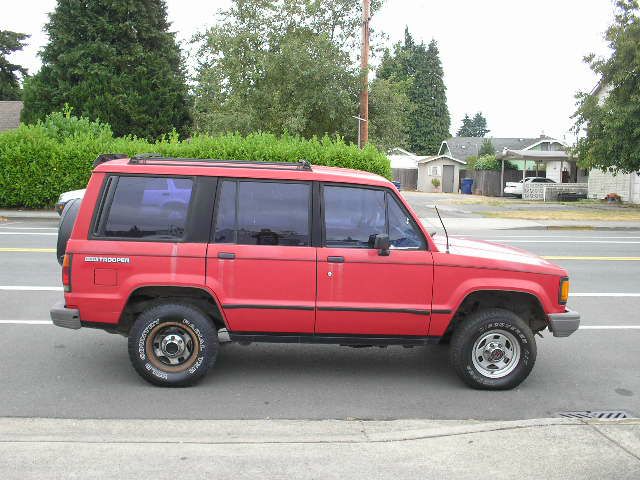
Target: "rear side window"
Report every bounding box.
[214,180,311,246]
[96,176,194,240]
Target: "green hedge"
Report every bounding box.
[0,111,392,208]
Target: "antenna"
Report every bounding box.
[434,206,450,254]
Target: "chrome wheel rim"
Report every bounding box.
[471,330,520,378]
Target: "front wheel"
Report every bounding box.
[128,303,218,387]
[450,308,536,390]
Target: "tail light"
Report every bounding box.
[62,254,72,292]
[559,277,569,305]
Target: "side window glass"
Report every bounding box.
[214,180,237,243]
[214,181,311,246]
[324,186,385,248]
[101,176,193,240]
[387,194,424,249]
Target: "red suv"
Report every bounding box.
[51,155,580,389]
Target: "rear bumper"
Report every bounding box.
[50,300,81,329]
[548,309,580,337]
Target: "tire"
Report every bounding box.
[56,198,81,265]
[127,303,218,387]
[450,308,536,390]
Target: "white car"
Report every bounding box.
[55,189,86,215]
[504,177,556,197]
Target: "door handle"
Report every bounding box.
[327,256,344,263]
[218,252,236,260]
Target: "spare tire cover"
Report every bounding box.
[57,198,81,265]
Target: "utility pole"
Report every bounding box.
[359,0,370,148]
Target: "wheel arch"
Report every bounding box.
[118,285,227,334]
[441,289,547,343]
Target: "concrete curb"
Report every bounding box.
[1,417,638,444]
[0,210,59,221]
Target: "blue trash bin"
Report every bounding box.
[392,181,402,190]
[462,178,473,194]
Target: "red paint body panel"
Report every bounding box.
[315,248,433,335]
[206,244,316,333]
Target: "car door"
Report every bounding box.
[315,184,433,336]
[206,179,316,333]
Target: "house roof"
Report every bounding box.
[497,149,571,162]
[0,101,23,132]
[416,154,466,165]
[439,136,565,161]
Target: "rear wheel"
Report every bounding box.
[127,303,218,387]
[450,308,536,390]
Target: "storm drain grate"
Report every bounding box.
[557,410,632,419]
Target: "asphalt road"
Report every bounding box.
[0,217,639,421]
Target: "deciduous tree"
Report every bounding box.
[573,0,640,173]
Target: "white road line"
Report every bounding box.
[0,232,57,236]
[0,226,58,230]
[0,320,52,325]
[0,286,62,291]
[484,240,640,244]
[579,326,640,330]
[480,235,640,239]
[571,293,640,297]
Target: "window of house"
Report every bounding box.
[213,180,311,246]
[98,176,194,240]
[429,166,440,176]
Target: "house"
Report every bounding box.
[388,148,466,193]
[438,135,584,183]
[0,101,23,132]
[583,81,640,203]
[416,154,467,193]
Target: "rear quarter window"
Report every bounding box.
[95,176,194,240]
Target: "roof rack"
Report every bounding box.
[128,155,312,171]
[93,153,128,168]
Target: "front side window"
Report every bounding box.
[323,185,425,250]
[387,195,425,249]
[214,180,311,246]
[99,176,193,240]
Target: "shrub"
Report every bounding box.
[472,154,516,171]
[0,111,392,208]
[431,178,441,189]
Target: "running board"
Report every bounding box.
[228,332,440,346]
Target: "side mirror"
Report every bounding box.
[373,234,391,256]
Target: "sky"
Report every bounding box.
[4,0,616,142]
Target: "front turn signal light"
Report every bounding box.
[559,277,569,305]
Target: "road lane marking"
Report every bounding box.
[0,232,57,236]
[0,248,56,252]
[480,235,640,239]
[571,293,640,297]
[488,240,640,244]
[0,226,57,230]
[542,256,640,261]
[0,286,62,291]
[579,326,640,330]
[0,320,53,325]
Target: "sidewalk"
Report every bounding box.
[0,209,58,220]
[1,417,638,479]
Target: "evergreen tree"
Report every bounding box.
[377,30,450,154]
[457,114,473,136]
[22,0,190,138]
[0,30,29,100]
[457,111,489,137]
[479,138,495,156]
